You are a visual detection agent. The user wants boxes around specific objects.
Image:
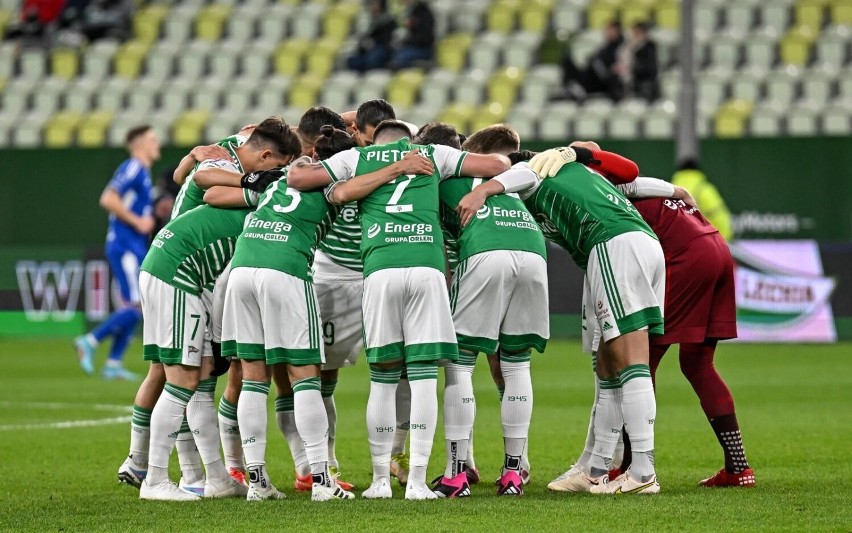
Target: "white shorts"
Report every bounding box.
[140,272,208,367]
[222,267,325,366]
[581,231,665,353]
[313,250,363,370]
[451,250,549,355]
[362,267,458,364]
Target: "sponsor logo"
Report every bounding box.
[247,217,291,233]
[367,223,381,238]
[603,322,613,331]
[475,205,491,219]
[732,211,814,236]
[188,346,199,354]
[340,205,358,222]
[16,261,84,322]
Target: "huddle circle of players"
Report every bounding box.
[115,99,755,501]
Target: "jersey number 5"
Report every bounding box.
[385,175,415,213]
[257,181,302,213]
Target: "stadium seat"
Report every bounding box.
[288,74,324,109]
[209,41,241,80]
[786,105,819,134]
[722,2,756,35]
[0,42,14,79]
[730,70,765,101]
[801,68,836,104]
[255,75,292,112]
[587,0,619,30]
[795,0,826,34]
[470,101,509,132]
[18,49,46,81]
[765,68,802,106]
[191,80,225,111]
[420,69,457,109]
[438,103,476,133]
[504,32,542,70]
[470,32,505,73]
[453,68,487,106]
[743,35,777,71]
[64,79,98,113]
[323,2,358,42]
[707,38,742,70]
[714,99,753,137]
[274,38,311,77]
[486,0,519,33]
[815,30,850,68]
[173,110,211,146]
[642,105,676,139]
[780,30,813,66]
[487,67,525,108]
[830,0,852,25]
[205,115,241,143]
[821,106,851,135]
[758,3,791,33]
[225,12,258,42]
[655,0,680,30]
[114,40,150,80]
[553,0,585,32]
[144,42,180,81]
[223,86,253,114]
[387,68,425,109]
[306,39,341,79]
[93,78,130,113]
[133,3,169,44]
[353,69,391,104]
[77,111,114,147]
[695,4,720,38]
[126,79,159,114]
[697,71,729,113]
[44,111,82,148]
[14,113,48,147]
[33,77,68,116]
[195,5,231,42]
[573,108,607,139]
[162,5,199,44]
[519,0,553,33]
[748,104,784,136]
[259,4,295,42]
[321,70,359,111]
[80,39,119,81]
[571,29,604,66]
[50,48,79,80]
[292,2,325,40]
[607,113,640,139]
[437,33,475,72]
[507,104,539,139]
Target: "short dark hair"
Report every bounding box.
[246,116,302,157]
[355,99,396,131]
[678,158,700,170]
[632,21,649,33]
[315,125,356,161]
[125,124,152,145]
[298,106,346,144]
[413,121,461,149]
[372,119,412,144]
[462,124,520,154]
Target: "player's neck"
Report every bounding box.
[130,150,152,168]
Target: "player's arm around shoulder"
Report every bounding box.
[204,186,255,208]
[456,164,540,227]
[326,149,435,205]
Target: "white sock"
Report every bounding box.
[129,405,152,467]
[589,378,623,477]
[238,380,271,488]
[186,378,229,483]
[367,365,400,481]
[407,364,439,486]
[146,383,193,485]
[620,365,656,482]
[466,430,476,470]
[275,394,309,477]
[217,397,244,471]
[392,377,411,456]
[501,356,533,472]
[576,372,601,472]
[443,362,475,478]
[175,417,204,485]
[293,378,330,484]
[321,380,338,469]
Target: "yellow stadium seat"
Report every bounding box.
[274,38,312,76]
[587,0,621,29]
[323,4,358,42]
[288,74,323,108]
[436,33,474,72]
[487,67,525,108]
[714,99,753,138]
[438,103,476,134]
[77,111,114,147]
[795,0,825,33]
[621,3,651,27]
[0,9,11,35]
[486,1,519,33]
[195,5,231,42]
[830,0,852,24]
[470,102,509,132]
[520,0,553,33]
[305,39,340,78]
[387,68,425,109]
[44,111,82,147]
[133,4,168,44]
[114,40,149,79]
[655,1,679,29]
[51,48,79,80]
[780,32,812,66]
[173,110,211,146]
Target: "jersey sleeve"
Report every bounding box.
[197,158,241,173]
[494,162,541,200]
[243,188,261,207]
[584,149,639,184]
[320,149,360,183]
[432,145,468,180]
[107,160,142,195]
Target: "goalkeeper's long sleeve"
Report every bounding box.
[584,149,640,184]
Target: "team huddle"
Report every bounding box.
[98,98,754,502]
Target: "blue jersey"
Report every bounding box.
[105,157,152,252]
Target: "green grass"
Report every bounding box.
[1,338,850,531]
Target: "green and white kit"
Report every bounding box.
[171,135,245,219]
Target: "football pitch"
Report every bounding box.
[0,338,849,531]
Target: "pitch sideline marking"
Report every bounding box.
[0,401,132,431]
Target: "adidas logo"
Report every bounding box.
[603,322,613,331]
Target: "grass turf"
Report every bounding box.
[0,338,850,531]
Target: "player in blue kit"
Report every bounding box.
[74,125,161,380]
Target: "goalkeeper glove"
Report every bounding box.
[528,146,577,178]
[240,168,283,192]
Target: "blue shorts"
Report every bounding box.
[106,242,147,306]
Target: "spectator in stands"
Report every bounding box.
[555,21,625,101]
[4,0,65,40]
[671,159,734,241]
[391,0,435,69]
[56,0,132,45]
[618,21,660,101]
[347,0,397,72]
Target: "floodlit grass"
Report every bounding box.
[0,338,850,531]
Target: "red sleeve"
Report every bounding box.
[585,150,639,184]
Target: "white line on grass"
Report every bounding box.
[0,415,132,431]
[0,401,131,412]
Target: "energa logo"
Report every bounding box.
[367,223,381,238]
[475,205,491,219]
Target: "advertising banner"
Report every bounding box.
[730,240,837,343]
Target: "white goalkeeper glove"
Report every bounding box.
[528,146,577,178]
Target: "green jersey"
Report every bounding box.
[317,203,363,272]
[230,173,340,281]
[142,205,251,295]
[521,162,656,270]
[439,176,547,267]
[171,135,245,219]
[321,138,467,278]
